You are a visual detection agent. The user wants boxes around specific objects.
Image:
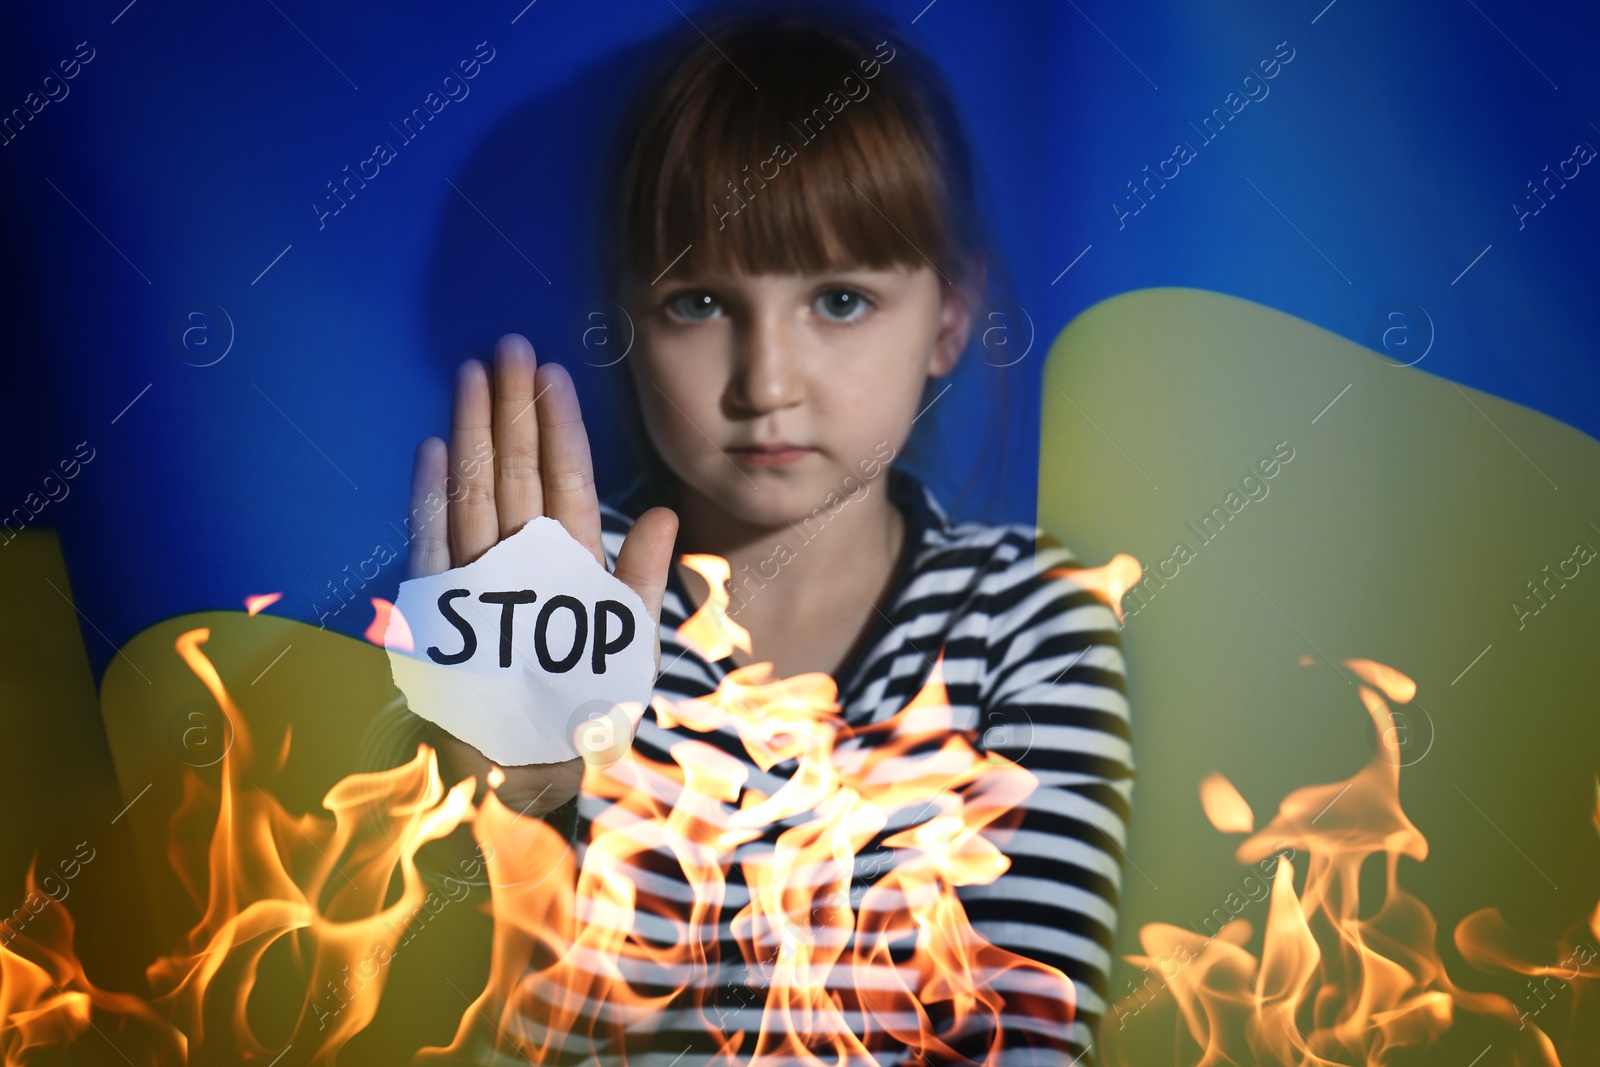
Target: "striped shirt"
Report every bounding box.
[527,465,1133,1065]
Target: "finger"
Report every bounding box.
[407,436,451,579]
[534,362,604,567]
[613,506,679,676]
[613,507,678,626]
[449,359,499,567]
[492,333,542,538]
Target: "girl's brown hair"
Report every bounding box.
[594,0,1019,521]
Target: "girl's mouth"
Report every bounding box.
[730,444,814,466]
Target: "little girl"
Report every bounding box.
[408,5,1133,1063]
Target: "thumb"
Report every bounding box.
[612,506,679,670]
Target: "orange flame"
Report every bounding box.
[364,597,412,652]
[1454,779,1600,1060]
[0,627,482,1064]
[1343,658,1417,704]
[1104,656,1596,1066]
[1042,553,1142,624]
[245,593,282,616]
[9,607,1593,1065]
[0,858,184,1065]
[0,567,1079,1064]
[147,628,477,1062]
[675,554,753,662]
[422,651,1078,1064]
[1199,773,1255,835]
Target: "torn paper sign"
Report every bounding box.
[384,515,653,766]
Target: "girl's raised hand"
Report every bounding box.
[406,333,679,817]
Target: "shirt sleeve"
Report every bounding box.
[956,531,1136,1065]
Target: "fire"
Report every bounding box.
[1102,657,1599,1066]
[6,597,1593,1064]
[364,596,412,652]
[1453,782,1600,1058]
[425,649,1079,1064]
[675,554,754,662]
[1198,772,1255,836]
[153,627,478,1062]
[0,861,182,1064]
[0,627,480,1064]
[1042,554,1142,625]
[245,593,283,616]
[0,568,1074,1064]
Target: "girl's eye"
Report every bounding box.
[666,291,721,322]
[814,287,871,322]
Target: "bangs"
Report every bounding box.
[595,2,1019,523]
[604,9,982,289]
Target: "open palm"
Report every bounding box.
[407,333,677,817]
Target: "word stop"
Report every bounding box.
[385,516,655,765]
[426,589,637,674]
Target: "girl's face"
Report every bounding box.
[622,262,973,530]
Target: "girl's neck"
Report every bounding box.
[670,474,908,635]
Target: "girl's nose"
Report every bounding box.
[730,314,804,415]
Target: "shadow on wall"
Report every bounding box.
[418,37,658,503]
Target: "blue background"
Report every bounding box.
[2,0,1597,683]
